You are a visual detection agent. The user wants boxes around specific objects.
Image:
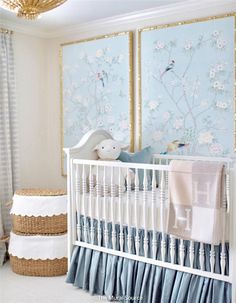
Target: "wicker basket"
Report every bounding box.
[12,189,67,235]
[10,255,67,276]
[12,214,67,235]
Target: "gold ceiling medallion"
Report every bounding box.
[0,0,67,20]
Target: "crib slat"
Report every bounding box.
[179,239,185,266]
[118,167,124,252]
[158,159,161,184]
[75,164,81,241]
[89,165,95,244]
[189,240,194,268]
[127,168,132,254]
[135,169,140,256]
[152,170,157,259]
[82,164,88,242]
[170,236,175,264]
[96,166,102,246]
[111,167,116,250]
[226,172,230,213]
[103,166,109,248]
[143,169,148,258]
[199,242,205,271]
[220,170,228,275]
[210,244,215,273]
[160,170,166,262]
[221,244,226,276]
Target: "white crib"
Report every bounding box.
[64,129,236,302]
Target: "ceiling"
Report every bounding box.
[0,0,186,32]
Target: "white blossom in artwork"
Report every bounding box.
[173,119,184,130]
[216,100,228,109]
[119,120,129,130]
[96,49,104,57]
[212,30,220,37]
[106,57,112,64]
[104,103,112,113]
[163,111,171,122]
[218,84,225,91]
[209,143,223,155]
[198,131,214,145]
[148,100,159,110]
[82,126,90,134]
[217,63,224,71]
[209,69,216,79]
[184,41,193,51]
[97,120,104,127]
[216,39,227,49]
[213,81,220,89]
[118,54,124,63]
[152,130,164,141]
[155,41,165,50]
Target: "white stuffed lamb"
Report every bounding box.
[92,139,134,194]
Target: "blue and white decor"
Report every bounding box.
[61,32,133,174]
[139,15,235,156]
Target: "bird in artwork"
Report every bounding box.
[102,70,108,83]
[160,60,175,78]
[162,140,189,154]
[97,72,104,87]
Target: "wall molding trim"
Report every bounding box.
[1,0,236,39]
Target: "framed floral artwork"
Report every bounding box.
[138,14,235,156]
[60,32,134,175]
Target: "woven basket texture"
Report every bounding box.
[12,214,67,234]
[10,255,67,276]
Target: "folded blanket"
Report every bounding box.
[167,160,225,244]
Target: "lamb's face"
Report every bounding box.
[96,139,121,160]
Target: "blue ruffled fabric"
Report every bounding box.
[66,219,231,303]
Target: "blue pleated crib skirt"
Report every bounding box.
[66,218,231,303]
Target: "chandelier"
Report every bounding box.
[0,0,68,20]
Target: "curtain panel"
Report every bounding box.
[0,30,19,265]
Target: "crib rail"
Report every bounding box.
[67,156,233,284]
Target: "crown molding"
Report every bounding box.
[1,0,236,39]
[0,17,48,38]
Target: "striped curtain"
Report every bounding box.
[0,30,19,265]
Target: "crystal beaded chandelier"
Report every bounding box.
[0,0,68,20]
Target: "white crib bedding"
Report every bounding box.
[78,189,168,231]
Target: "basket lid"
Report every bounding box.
[15,189,66,196]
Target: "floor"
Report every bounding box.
[0,262,105,303]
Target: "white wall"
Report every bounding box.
[14,33,50,188]
[14,1,236,189]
